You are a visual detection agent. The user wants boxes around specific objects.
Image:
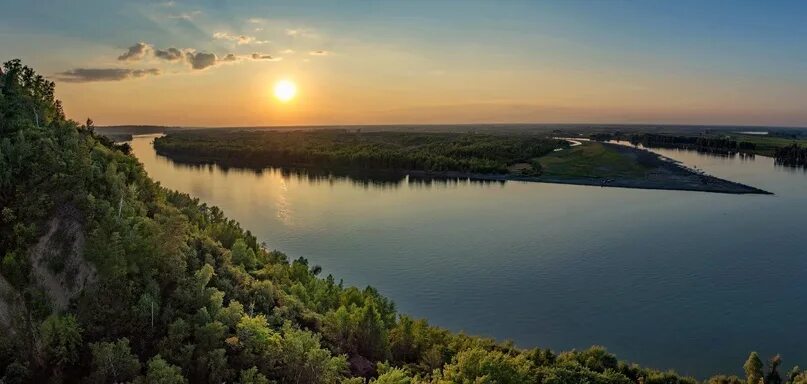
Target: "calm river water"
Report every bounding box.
[129,134,807,378]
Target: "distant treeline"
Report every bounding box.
[97,125,171,135]
[590,133,621,142]
[626,134,756,154]
[774,144,807,167]
[97,132,133,142]
[154,130,563,174]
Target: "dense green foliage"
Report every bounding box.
[1,60,803,383]
[153,129,562,175]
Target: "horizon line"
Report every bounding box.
[97,122,807,130]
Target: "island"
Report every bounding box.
[153,129,771,194]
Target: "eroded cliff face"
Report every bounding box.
[0,207,96,334]
[27,209,96,312]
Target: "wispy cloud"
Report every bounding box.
[213,31,267,45]
[118,42,151,61]
[221,53,238,62]
[169,10,201,20]
[309,50,330,56]
[57,68,160,82]
[251,53,282,61]
[286,28,318,38]
[281,49,295,54]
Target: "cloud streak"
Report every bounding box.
[213,32,267,45]
[286,28,318,38]
[251,53,281,61]
[57,68,160,82]
[168,10,202,21]
[221,53,238,62]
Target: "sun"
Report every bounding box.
[273,80,297,102]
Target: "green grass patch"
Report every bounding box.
[538,142,652,179]
[725,134,807,156]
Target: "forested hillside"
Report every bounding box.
[0,59,803,383]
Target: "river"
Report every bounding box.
[128,134,807,378]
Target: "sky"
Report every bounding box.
[1,0,806,127]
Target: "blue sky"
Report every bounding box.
[1,0,806,126]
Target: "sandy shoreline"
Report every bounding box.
[404,171,771,195]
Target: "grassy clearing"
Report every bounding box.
[538,142,652,179]
[725,134,807,156]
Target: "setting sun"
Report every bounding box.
[273,80,297,102]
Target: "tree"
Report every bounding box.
[354,300,389,362]
[791,372,807,384]
[203,348,232,384]
[390,316,418,363]
[440,347,536,384]
[232,238,257,270]
[279,324,348,384]
[323,306,355,355]
[234,314,282,374]
[557,346,618,373]
[787,366,803,384]
[238,367,270,384]
[706,375,743,384]
[88,338,142,383]
[744,352,763,384]
[372,366,413,384]
[765,355,782,384]
[140,355,187,384]
[39,314,82,373]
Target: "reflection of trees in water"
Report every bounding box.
[774,144,807,169]
[156,153,506,189]
[773,163,807,174]
[611,140,757,160]
[624,134,757,157]
[633,142,755,158]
